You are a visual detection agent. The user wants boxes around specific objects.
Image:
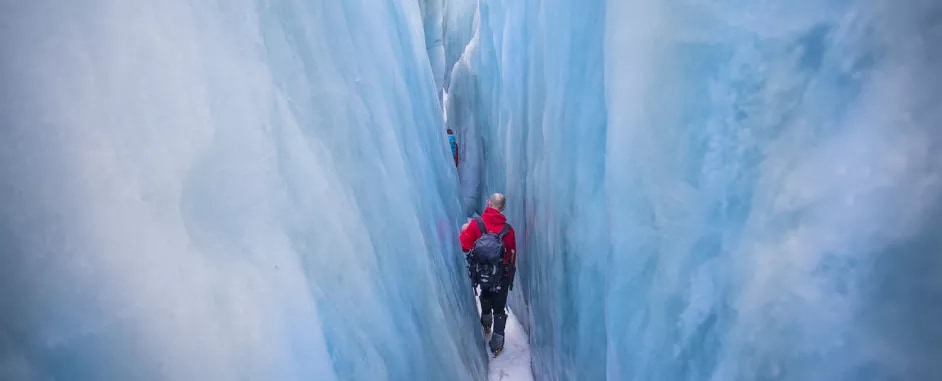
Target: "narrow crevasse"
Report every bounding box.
[447,0,942,380]
[2,0,941,380]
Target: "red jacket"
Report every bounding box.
[460,207,517,267]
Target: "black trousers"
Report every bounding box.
[479,284,509,335]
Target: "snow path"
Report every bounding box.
[476,299,534,381]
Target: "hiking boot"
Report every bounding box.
[481,313,493,335]
[489,333,504,356]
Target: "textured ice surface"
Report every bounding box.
[447,0,942,380]
[419,0,446,100]
[443,0,478,91]
[0,1,486,380]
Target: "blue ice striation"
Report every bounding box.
[2,0,942,380]
[447,0,942,380]
[0,1,486,380]
[443,0,478,91]
[419,0,446,101]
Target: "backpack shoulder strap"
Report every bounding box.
[497,224,511,238]
[476,218,488,235]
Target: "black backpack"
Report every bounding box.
[468,219,511,293]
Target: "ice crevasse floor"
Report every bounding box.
[475,297,534,381]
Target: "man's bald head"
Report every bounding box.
[487,193,506,211]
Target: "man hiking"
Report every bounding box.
[460,193,517,356]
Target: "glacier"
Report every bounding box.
[447,0,942,380]
[2,0,942,380]
[0,1,487,380]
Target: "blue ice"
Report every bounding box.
[447,0,942,380]
[2,0,942,380]
[0,1,485,380]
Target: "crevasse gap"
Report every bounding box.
[1,0,941,380]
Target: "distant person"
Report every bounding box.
[460,193,517,356]
[447,128,458,166]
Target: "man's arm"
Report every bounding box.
[503,227,517,289]
[503,227,517,266]
[459,220,478,252]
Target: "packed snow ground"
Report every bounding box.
[476,298,533,381]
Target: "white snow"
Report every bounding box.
[489,308,534,381]
[476,299,534,381]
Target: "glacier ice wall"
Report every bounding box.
[419,0,446,100]
[448,0,942,380]
[443,0,478,91]
[0,1,486,380]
